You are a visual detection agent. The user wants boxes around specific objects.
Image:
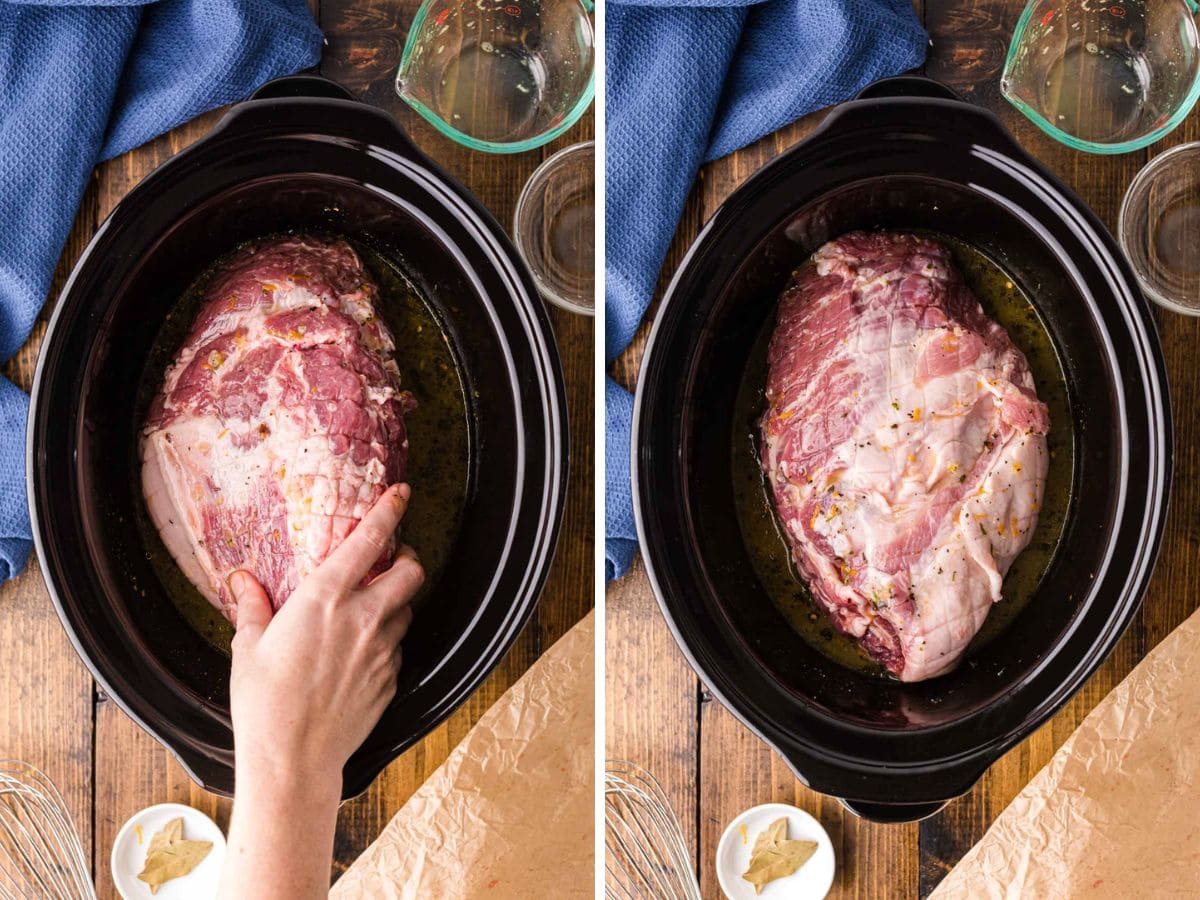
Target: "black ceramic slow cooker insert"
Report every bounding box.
[28,76,567,799]
[633,77,1171,822]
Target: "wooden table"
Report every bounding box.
[0,3,593,895]
[607,2,1200,897]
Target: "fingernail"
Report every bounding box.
[228,571,248,597]
[395,483,411,502]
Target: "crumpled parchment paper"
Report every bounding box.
[931,606,1200,898]
[330,611,594,900]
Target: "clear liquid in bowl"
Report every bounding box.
[1040,42,1151,143]
[431,42,546,142]
[513,141,595,314]
[1120,142,1200,313]
[1003,0,1200,151]
[396,0,593,151]
[1154,198,1200,278]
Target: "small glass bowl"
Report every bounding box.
[513,140,594,315]
[1119,142,1200,314]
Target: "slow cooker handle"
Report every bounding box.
[839,797,948,823]
[249,74,356,103]
[823,73,1028,161]
[775,739,988,823]
[170,744,236,798]
[218,74,428,160]
[854,75,962,103]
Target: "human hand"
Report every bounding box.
[227,483,424,796]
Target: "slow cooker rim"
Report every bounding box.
[632,87,1171,801]
[27,82,570,798]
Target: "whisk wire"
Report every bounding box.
[630,783,693,881]
[605,759,702,900]
[607,809,673,897]
[0,761,95,900]
[1,796,85,898]
[1,798,66,898]
[609,793,689,897]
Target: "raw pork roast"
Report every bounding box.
[142,236,415,622]
[761,232,1049,682]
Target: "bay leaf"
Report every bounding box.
[742,816,819,894]
[137,817,213,895]
[138,840,213,894]
[749,817,787,857]
[147,817,183,856]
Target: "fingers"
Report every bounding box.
[366,546,422,644]
[381,602,415,645]
[362,632,405,724]
[365,544,425,607]
[229,570,273,648]
[365,668,400,726]
[317,484,411,592]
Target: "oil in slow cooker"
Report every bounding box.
[731,235,1074,677]
[133,235,470,656]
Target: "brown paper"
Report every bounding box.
[931,606,1200,898]
[330,611,594,900]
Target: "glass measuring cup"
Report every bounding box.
[1002,0,1200,154]
[395,0,594,154]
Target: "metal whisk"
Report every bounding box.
[605,759,702,900]
[0,761,95,900]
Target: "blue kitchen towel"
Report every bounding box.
[0,0,322,581]
[605,0,927,579]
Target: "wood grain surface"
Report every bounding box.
[605,1,1200,897]
[0,0,593,894]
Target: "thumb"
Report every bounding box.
[228,570,272,643]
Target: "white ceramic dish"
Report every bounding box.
[111,803,226,900]
[715,802,835,900]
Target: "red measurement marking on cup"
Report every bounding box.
[435,8,449,24]
[1040,8,1055,25]
[1109,5,1125,16]
[503,4,521,15]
